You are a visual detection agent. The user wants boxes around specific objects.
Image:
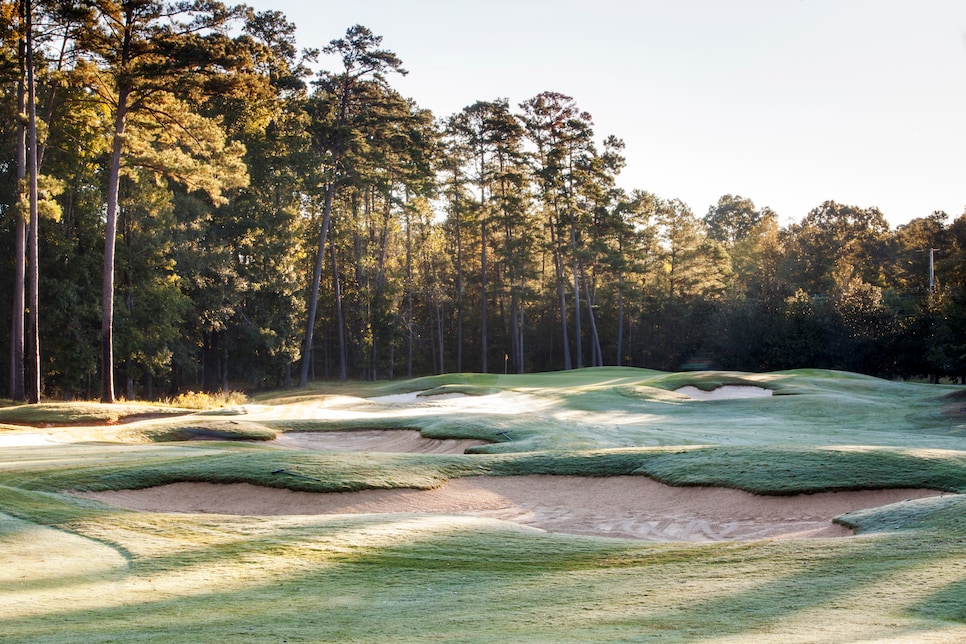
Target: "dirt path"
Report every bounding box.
[77,476,944,542]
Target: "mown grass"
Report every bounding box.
[2,367,966,642]
[115,419,277,443]
[3,494,965,642]
[0,401,189,426]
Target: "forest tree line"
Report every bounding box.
[2,1,965,402]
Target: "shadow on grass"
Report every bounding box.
[911,578,966,623]
[4,522,965,642]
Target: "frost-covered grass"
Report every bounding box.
[255,367,966,452]
[2,367,966,642]
[0,401,189,426]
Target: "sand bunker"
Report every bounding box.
[369,391,468,404]
[0,433,56,446]
[77,476,944,542]
[270,430,488,454]
[675,385,773,400]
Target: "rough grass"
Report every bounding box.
[2,367,966,642]
[0,391,248,429]
[162,389,248,409]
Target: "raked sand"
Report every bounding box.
[77,476,944,542]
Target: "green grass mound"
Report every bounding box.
[119,419,278,443]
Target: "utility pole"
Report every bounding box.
[929,248,939,294]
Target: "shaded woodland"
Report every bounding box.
[2,2,965,401]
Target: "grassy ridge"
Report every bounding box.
[4,443,966,499]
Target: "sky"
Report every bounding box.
[245,0,966,228]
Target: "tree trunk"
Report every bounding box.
[101,98,127,403]
[552,223,572,370]
[9,2,26,402]
[570,217,582,369]
[126,359,135,401]
[299,183,336,387]
[455,202,463,372]
[222,334,229,392]
[330,232,347,381]
[202,331,220,392]
[480,219,488,372]
[509,292,519,373]
[406,204,413,377]
[371,337,378,381]
[517,281,525,374]
[25,0,40,403]
[436,292,445,374]
[10,211,25,401]
[616,271,625,366]
[300,67,360,385]
[581,262,603,367]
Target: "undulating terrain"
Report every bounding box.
[2,367,966,642]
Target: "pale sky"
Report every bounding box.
[247,0,966,227]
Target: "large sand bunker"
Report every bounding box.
[78,476,943,542]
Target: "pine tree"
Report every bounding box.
[299,25,405,387]
[76,0,249,402]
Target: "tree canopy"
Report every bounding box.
[2,7,965,402]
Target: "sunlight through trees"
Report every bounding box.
[2,7,965,400]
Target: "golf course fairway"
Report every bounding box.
[2,367,966,642]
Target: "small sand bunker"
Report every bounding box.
[271,430,487,454]
[77,476,944,542]
[369,391,468,404]
[0,433,56,446]
[675,385,773,400]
